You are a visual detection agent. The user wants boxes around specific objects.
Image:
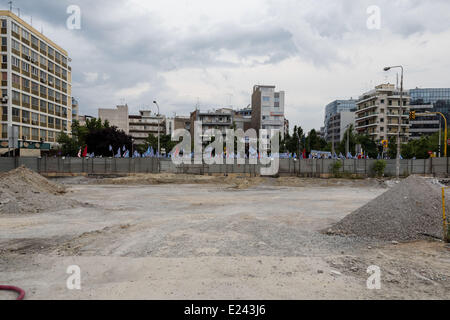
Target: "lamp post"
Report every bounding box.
[384,65,404,179]
[153,101,161,157]
[345,124,352,157]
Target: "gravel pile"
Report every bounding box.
[0,166,79,214]
[326,175,445,241]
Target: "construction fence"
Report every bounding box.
[0,157,449,177]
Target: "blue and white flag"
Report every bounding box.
[115,148,121,158]
[109,145,113,152]
[122,145,126,152]
[123,150,130,158]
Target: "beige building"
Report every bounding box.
[355,84,410,143]
[0,10,72,145]
[129,110,165,145]
[251,85,286,139]
[98,104,129,134]
[190,108,234,140]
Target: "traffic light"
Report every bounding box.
[409,111,416,120]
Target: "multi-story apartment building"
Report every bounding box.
[234,107,252,131]
[326,110,355,145]
[98,104,129,134]
[324,99,356,142]
[166,115,191,136]
[251,85,285,139]
[355,84,410,143]
[190,108,234,140]
[0,11,72,148]
[129,110,165,145]
[409,88,450,139]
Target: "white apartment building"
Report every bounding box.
[251,85,285,139]
[355,84,410,143]
[98,104,129,134]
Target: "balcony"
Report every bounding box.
[355,113,379,121]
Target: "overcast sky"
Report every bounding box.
[9,0,450,132]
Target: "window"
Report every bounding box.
[62,82,67,90]
[40,41,46,52]
[31,112,38,123]
[12,39,20,51]
[1,37,6,46]
[55,65,60,74]
[48,75,54,84]
[21,61,30,72]
[263,96,271,102]
[40,55,46,66]
[31,35,39,47]
[22,94,30,104]
[12,73,20,85]
[22,78,30,89]
[22,29,29,40]
[48,103,54,113]
[55,51,61,60]
[40,70,47,81]
[55,92,61,101]
[12,91,20,102]
[40,85,46,94]
[40,115,46,123]
[62,69,67,78]
[48,61,54,71]
[22,126,30,137]
[55,78,60,87]
[12,107,20,117]
[12,56,20,68]
[1,20,6,28]
[48,46,54,56]
[12,22,19,34]
[2,55,7,63]
[31,51,38,62]
[40,100,47,110]
[32,97,39,107]
[48,89,54,98]
[22,45,29,56]
[62,56,67,65]
[31,66,39,77]
[1,72,6,81]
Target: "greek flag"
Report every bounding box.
[115,148,121,158]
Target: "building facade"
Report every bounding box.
[251,85,285,139]
[326,110,355,145]
[166,115,190,136]
[98,104,129,134]
[129,110,165,145]
[323,99,356,142]
[71,97,79,122]
[355,84,410,143]
[190,108,234,140]
[0,11,72,148]
[409,88,450,140]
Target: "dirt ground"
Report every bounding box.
[0,176,449,300]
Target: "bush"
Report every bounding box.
[373,160,386,177]
[330,161,343,178]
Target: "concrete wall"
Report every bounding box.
[1,157,449,177]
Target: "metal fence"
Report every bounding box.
[0,157,448,177]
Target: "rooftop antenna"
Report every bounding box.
[8,1,12,12]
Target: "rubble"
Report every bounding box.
[326,176,445,241]
[0,166,79,214]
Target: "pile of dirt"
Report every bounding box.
[0,166,78,214]
[326,175,445,242]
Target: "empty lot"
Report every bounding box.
[0,178,449,299]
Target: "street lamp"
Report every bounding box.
[384,65,404,179]
[345,124,352,157]
[153,101,161,157]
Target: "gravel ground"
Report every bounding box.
[327,176,446,241]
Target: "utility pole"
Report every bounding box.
[153,101,161,157]
[384,65,404,179]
